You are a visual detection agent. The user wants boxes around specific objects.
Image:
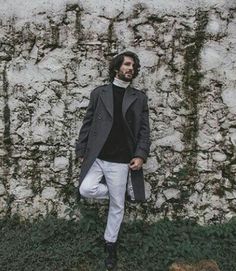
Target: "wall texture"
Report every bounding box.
[0,0,236,223]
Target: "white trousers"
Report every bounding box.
[79,158,129,242]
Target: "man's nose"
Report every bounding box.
[128,65,134,71]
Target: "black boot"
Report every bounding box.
[104,241,117,270]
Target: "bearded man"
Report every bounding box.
[76,51,150,270]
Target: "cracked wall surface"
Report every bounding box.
[0,0,236,223]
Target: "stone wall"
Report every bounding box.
[0,0,236,223]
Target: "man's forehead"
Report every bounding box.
[123,56,134,63]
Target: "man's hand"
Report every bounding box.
[129,157,143,171]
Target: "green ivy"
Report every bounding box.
[0,209,236,271]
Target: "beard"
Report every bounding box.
[116,71,133,82]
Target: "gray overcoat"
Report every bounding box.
[75,83,150,202]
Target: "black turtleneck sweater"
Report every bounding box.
[98,84,131,163]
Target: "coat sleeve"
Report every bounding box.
[133,94,150,162]
[75,90,95,158]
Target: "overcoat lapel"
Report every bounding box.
[122,86,137,117]
[100,84,137,118]
[100,84,113,118]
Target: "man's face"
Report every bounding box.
[115,56,135,82]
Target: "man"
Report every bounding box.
[75,51,150,270]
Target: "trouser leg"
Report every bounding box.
[80,158,129,242]
[79,159,109,199]
[102,160,129,243]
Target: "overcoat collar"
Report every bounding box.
[100,83,137,118]
[122,85,137,117]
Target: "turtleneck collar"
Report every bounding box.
[113,77,130,89]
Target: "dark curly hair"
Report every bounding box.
[108,51,141,82]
